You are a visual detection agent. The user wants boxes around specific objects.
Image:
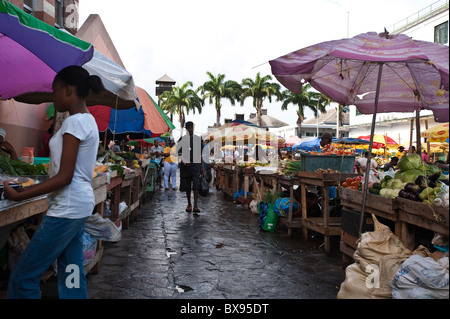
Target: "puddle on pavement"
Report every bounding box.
[176,285,194,293]
[166,248,177,258]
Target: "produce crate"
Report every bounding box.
[396,197,449,236]
[299,151,355,173]
[338,186,398,220]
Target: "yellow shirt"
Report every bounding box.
[394,151,404,159]
[163,146,178,163]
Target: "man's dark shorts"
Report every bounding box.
[179,163,201,192]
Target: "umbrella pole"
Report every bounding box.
[416,104,422,157]
[359,63,383,235]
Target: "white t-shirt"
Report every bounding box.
[357,157,378,171]
[151,145,164,163]
[46,113,99,219]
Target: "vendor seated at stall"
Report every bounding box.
[394,146,405,159]
[383,156,398,172]
[319,132,336,153]
[355,151,378,174]
[0,127,18,161]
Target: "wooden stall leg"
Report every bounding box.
[322,187,331,255]
[287,185,294,236]
[401,222,415,251]
[301,183,308,240]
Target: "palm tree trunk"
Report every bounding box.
[296,110,304,138]
[257,99,263,128]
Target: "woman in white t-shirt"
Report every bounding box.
[3,66,104,299]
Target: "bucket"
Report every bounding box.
[21,147,34,164]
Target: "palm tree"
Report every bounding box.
[159,82,203,137]
[240,72,282,128]
[197,72,241,128]
[281,84,332,138]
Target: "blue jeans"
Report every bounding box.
[7,215,89,299]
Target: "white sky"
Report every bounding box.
[79,0,432,135]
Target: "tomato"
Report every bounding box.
[342,182,350,188]
[345,178,352,184]
[350,186,358,190]
[351,181,360,187]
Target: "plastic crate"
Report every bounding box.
[299,151,356,173]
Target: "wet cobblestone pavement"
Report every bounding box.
[85,182,345,300]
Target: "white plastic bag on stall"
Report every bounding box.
[391,255,449,299]
[85,213,122,242]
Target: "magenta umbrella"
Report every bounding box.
[269,31,449,234]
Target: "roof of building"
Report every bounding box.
[76,14,126,69]
[156,74,176,84]
[303,108,349,126]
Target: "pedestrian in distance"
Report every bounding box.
[2,65,105,299]
[162,138,178,190]
[176,121,206,214]
[150,138,165,188]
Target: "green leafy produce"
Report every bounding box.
[418,164,442,176]
[109,164,124,178]
[419,187,438,203]
[383,175,393,182]
[394,170,402,180]
[401,169,424,183]
[391,179,406,190]
[369,187,380,195]
[0,153,47,176]
[397,153,421,172]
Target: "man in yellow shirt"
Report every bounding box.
[394,146,405,159]
[162,138,178,190]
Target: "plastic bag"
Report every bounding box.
[82,231,98,266]
[85,213,122,242]
[274,197,299,217]
[258,202,277,232]
[391,255,449,299]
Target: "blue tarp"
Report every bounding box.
[292,137,321,151]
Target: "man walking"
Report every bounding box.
[177,122,206,214]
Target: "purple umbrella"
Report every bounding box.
[0,1,136,109]
[270,32,448,122]
[269,31,449,234]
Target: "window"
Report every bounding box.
[23,0,34,15]
[434,21,448,44]
[55,0,63,28]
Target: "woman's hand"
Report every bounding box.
[2,181,24,202]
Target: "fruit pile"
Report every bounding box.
[342,176,363,190]
[307,149,355,156]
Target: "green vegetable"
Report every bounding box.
[373,183,382,190]
[401,169,424,183]
[397,153,421,172]
[369,187,380,195]
[394,170,402,180]
[419,187,437,202]
[383,175,393,182]
[391,179,405,190]
[418,164,442,176]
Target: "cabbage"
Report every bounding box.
[417,164,442,176]
[401,169,424,183]
[394,170,402,180]
[391,179,405,189]
[397,153,421,172]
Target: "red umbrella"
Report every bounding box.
[357,134,398,149]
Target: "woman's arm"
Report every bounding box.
[3,134,80,202]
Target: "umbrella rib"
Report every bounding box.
[385,62,417,93]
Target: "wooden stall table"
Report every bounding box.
[138,158,150,204]
[396,197,449,251]
[109,170,137,229]
[86,173,108,274]
[221,164,238,199]
[239,167,255,209]
[0,196,48,228]
[297,171,357,255]
[276,175,302,236]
